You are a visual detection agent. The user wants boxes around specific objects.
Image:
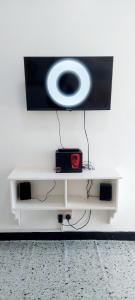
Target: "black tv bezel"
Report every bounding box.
[24,56,113,111]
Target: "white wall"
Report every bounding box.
[0,0,135,231]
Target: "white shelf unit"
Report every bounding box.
[8,168,121,225]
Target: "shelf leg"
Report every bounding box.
[108,210,116,224]
[13,209,21,226]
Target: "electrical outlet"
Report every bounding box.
[57,210,72,219]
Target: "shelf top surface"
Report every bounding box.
[8,167,121,180]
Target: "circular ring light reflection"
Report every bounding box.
[46,59,92,108]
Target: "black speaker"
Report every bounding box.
[17,182,31,200]
[56,148,82,173]
[100,183,112,201]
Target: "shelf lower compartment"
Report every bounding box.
[15,195,65,210]
[67,196,116,210]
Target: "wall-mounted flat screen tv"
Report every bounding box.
[24,56,113,110]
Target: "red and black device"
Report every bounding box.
[56,148,82,173]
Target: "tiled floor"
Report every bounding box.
[0,240,135,300]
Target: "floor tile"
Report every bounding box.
[95,240,135,299]
[0,240,135,299]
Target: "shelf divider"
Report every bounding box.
[64,179,67,208]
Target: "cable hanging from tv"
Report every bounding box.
[56,111,64,148]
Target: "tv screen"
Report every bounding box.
[24,56,113,110]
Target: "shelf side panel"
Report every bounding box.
[10,180,17,210]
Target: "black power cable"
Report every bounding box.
[86,179,99,198]
[37,180,56,202]
[83,110,90,169]
[68,210,91,230]
[86,180,93,198]
[56,111,64,148]
[62,210,87,227]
